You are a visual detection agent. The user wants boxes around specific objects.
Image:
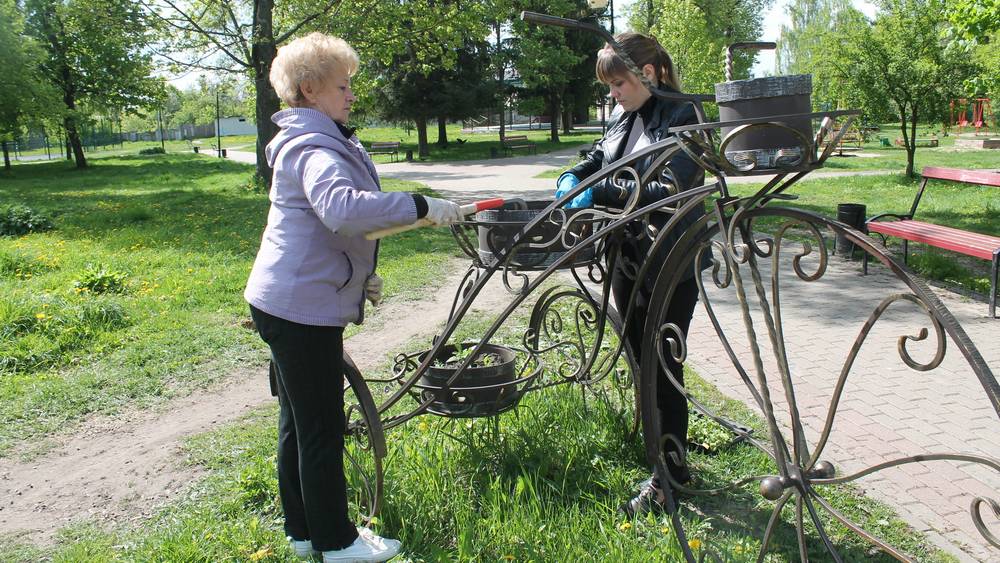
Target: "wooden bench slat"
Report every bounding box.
[922,166,1000,187]
[868,221,1000,261]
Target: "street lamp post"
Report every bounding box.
[215,89,222,158]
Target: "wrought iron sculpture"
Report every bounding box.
[336,12,1000,562]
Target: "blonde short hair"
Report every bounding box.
[270,32,360,107]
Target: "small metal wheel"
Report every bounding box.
[342,353,387,526]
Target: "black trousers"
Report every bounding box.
[250,305,359,551]
[610,254,700,489]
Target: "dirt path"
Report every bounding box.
[0,258,519,547]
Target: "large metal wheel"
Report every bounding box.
[638,204,1000,562]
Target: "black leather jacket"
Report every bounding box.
[566,92,712,287]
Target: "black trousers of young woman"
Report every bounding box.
[249,305,360,551]
[610,248,700,490]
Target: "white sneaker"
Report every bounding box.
[288,537,317,558]
[321,527,401,562]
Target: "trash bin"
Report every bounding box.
[836,203,867,258]
[221,148,227,158]
[405,149,414,161]
[193,146,199,154]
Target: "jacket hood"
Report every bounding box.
[265,108,352,168]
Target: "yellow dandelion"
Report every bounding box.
[618,521,632,532]
[35,312,47,320]
[688,538,702,550]
[248,546,273,561]
[661,526,670,534]
[417,420,430,433]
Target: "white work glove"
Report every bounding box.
[424,196,464,226]
[364,274,383,306]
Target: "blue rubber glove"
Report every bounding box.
[556,173,592,208]
[555,173,580,198]
[567,188,593,208]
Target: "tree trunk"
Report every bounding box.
[2,141,10,171]
[64,114,87,169]
[436,116,448,146]
[252,0,280,186]
[897,103,913,178]
[415,115,429,158]
[907,107,919,178]
[562,106,572,135]
[495,21,505,140]
[549,93,560,143]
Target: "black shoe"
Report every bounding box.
[619,480,667,518]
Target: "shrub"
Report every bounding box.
[138,147,166,155]
[73,264,130,295]
[0,205,54,237]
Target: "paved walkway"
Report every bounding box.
[223,146,900,205]
[685,254,999,562]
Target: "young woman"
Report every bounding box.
[556,32,711,517]
[244,33,462,562]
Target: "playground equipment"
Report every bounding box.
[951,97,993,135]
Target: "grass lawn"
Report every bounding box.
[534,121,999,178]
[738,173,1000,296]
[12,135,259,160]
[822,122,999,171]
[13,124,600,166]
[0,154,459,457]
[356,123,598,164]
[0,152,958,561]
[0,346,950,561]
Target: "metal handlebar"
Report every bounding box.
[724,42,776,82]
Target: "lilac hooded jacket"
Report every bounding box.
[244,108,418,326]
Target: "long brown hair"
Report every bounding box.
[596,32,680,91]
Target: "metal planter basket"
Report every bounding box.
[476,200,598,270]
[416,343,523,418]
[715,74,814,171]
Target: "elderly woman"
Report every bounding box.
[556,33,711,518]
[244,33,460,562]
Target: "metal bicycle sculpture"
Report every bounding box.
[336,12,1000,562]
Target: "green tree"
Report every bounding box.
[776,0,852,109]
[350,0,490,157]
[24,0,160,168]
[0,0,56,170]
[834,0,976,176]
[945,0,999,99]
[143,0,348,182]
[631,0,773,96]
[512,0,588,142]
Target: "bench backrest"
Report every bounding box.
[502,135,528,143]
[922,166,1000,188]
[371,141,400,148]
[908,166,1000,218]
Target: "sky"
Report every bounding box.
[168,0,879,91]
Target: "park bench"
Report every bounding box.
[501,135,537,156]
[836,127,865,155]
[894,136,939,148]
[369,141,401,162]
[864,166,1000,317]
